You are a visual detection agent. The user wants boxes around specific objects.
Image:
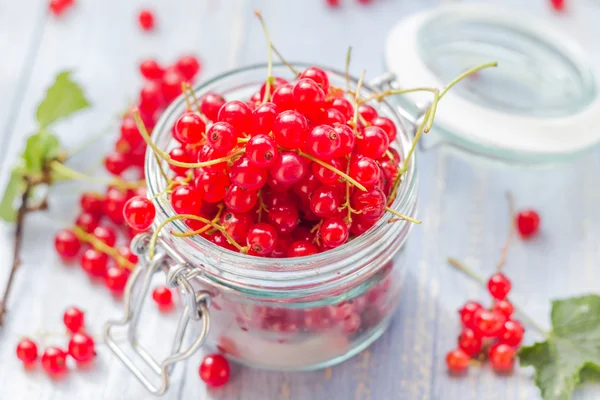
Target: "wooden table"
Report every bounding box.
[1,0,600,399]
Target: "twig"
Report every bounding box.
[447,257,549,337]
[497,192,516,272]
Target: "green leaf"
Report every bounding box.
[36,71,90,129]
[21,130,60,175]
[0,168,24,222]
[519,295,600,400]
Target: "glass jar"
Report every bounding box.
[104,63,418,395]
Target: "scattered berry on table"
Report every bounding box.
[487,272,511,300]
[16,338,38,364]
[152,286,173,308]
[550,0,566,12]
[138,9,156,31]
[516,210,540,238]
[63,306,85,333]
[41,347,68,375]
[49,0,74,17]
[68,332,96,362]
[488,343,516,372]
[199,354,231,387]
[446,349,470,373]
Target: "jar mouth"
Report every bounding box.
[145,63,418,287]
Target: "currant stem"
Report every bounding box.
[133,109,245,168]
[271,44,299,76]
[345,47,352,93]
[149,214,246,259]
[359,87,438,104]
[298,151,366,191]
[255,10,274,102]
[439,62,498,99]
[172,205,224,238]
[351,70,366,136]
[256,190,268,223]
[341,155,354,223]
[73,226,135,271]
[447,257,550,337]
[385,207,421,224]
[181,82,193,110]
[49,161,144,190]
[497,192,516,272]
[183,82,210,125]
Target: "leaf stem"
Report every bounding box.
[447,257,550,337]
[298,151,366,191]
[351,70,366,136]
[255,10,274,102]
[49,160,144,190]
[497,192,516,272]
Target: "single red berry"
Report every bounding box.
[54,229,81,261]
[80,192,104,216]
[120,115,143,147]
[351,188,386,220]
[251,102,278,136]
[247,134,279,167]
[350,157,380,188]
[195,168,230,203]
[138,9,156,31]
[358,104,378,122]
[458,301,483,329]
[139,59,165,80]
[92,226,117,247]
[221,211,254,242]
[300,67,330,93]
[312,158,344,185]
[41,347,68,375]
[321,108,346,125]
[247,223,278,255]
[200,93,226,122]
[357,126,389,159]
[161,67,185,103]
[371,116,397,142]
[493,300,514,318]
[306,125,341,158]
[445,349,470,373]
[105,266,130,294]
[49,0,73,16]
[287,240,319,257]
[269,152,307,185]
[267,204,299,234]
[217,100,252,136]
[175,55,201,81]
[199,354,230,387]
[104,151,130,175]
[310,186,343,218]
[488,272,511,300]
[224,186,258,213]
[271,84,295,111]
[170,185,203,215]
[457,329,483,356]
[16,338,38,364]
[292,78,325,117]
[117,245,139,267]
[75,212,100,233]
[498,320,525,347]
[68,332,95,362]
[168,147,192,176]
[320,217,349,248]
[123,196,156,230]
[208,232,238,251]
[207,122,236,152]
[516,210,540,238]
[80,249,108,278]
[152,286,173,307]
[272,110,308,149]
[550,0,565,12]
[230,157,268,190]
[332,124,355,158]
[473,309,506,338]
[488,343,516,372]
[175,112,206,144]
[63,306,85,333]
[330,98,353,120]
[104,187,128,225]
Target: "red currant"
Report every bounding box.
[152,286,173,308]
[351,188,386,220]
[200,93,226,122]
[80,192,104,216]
[199,354,230,387]
[273,110,308,149]
[371,116,397,142]
[174,112,206,145]
[330,98,353,120]
[358,104,378,122]
[550,0,565,12]
[287,240,319,257]
[207,122,236,152]
[139,81,163,113]
[488,343,516,372]
[123,196,156,230]
[272,84,295,111]
[246,134,279,167]
[217,100,252,136]
[499,320,525,346]
[473,309,506,338]
[63,306,85,333]
[312,158,344,185]
[224,186,258,213]
[445,348,470,373]
[220,211,254,242]
[161,68,185,103]
[267,204,299,234]
[54,229,81,261]
[138,9,155,31]
[293,78,325,117]
[208,232,238,251]
[68,332,95,363]
[105,266,130,294]
[41,347,68,375]
[321,108,346,125]
[259,77,288,101]
[195,168,230,203]
[230,157,267,190]
[493,300,514,318]
[269,152,307,185]
[171,185,203,215]
[175,55,201,81]
[457,329,482,356]
[306,125,341,158]
[104,187,128,224]
[487,272,511,300]
[310,186,343,218]
[251,102,278,135]
[350,157,380,188]
[80,249,108,278]
[458,301,483,329]
[247,223,278,255]
[16,338,38,364]
[516,210,540,238]
[140,59,165,80]
[357,126,389,159]
[332,124,355,158]
[75,212,100,233]
[300,67,330,93]
[320,217,349,248]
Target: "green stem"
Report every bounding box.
[50,161,144,190]
[439,62,498,99]
[73,226,135,270]
[345,47,353,94]
[298,151,366,192]
[385,207,421,224]
[271,44,299,76]
[447,257,550,337]
[360,87,438,104]
[351,70,366,135]
[255,10,274,102]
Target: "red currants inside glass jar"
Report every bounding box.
[105,14,493,395]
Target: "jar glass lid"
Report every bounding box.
[385,4,600,164]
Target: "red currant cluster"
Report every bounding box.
[49,0,74,16]
[16,307,95,375]
[124,65,404,258]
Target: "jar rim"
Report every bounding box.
[145,62,418,288]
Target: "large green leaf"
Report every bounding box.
[0,168,24,222]
[35,71,90,128]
